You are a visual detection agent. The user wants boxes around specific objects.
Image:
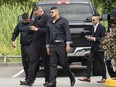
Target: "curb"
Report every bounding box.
[104,78,116,87]
[0,62,22,67]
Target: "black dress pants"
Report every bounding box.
[49,43,73,84]
[86,51,107,79]
[27,41,50,84]
[21,45,30,80]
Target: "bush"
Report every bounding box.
[100,27,116,62]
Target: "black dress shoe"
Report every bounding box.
[45,83,56,87]
[20,80,32,86]
[43,82,49,86]
[70,73,76,86]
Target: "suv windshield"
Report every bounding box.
[39,3,93,21]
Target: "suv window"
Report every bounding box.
[38,3,93,21]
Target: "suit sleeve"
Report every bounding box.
[11,23,20,41]
[46,24,50,46]
[96,25,106,41]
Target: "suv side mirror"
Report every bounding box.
[18,15,22,22]
[101,14,108,21]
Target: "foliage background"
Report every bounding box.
[0,0,35,56]
[0,0,116,56]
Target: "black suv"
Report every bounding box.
[31,0,101,75]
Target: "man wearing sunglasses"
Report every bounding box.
[78,14,107,83]
[46,7,75,87]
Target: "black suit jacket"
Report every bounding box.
[91,23,106,52]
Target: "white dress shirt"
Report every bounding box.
[93,22,99,41]
[93,22,99,33]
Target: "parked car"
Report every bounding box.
[29,0,102,75]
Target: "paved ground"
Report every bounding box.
[0,77,106,87]
[0,63,106,87]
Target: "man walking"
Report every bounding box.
[20,6,50,86]
[11,13,34,82]
[46,7,75,87]
[78,14,107,83]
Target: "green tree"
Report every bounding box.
[91,0,116,13]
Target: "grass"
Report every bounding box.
[0,2,33,57]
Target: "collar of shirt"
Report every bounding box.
[37,13,45,22]
[93,22,99,32]
[51,16,62,23]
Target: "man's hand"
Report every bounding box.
[29,26,37,31]
[12,41,16,48]
[86,36,95,41]
[66,44,71,53]
[47,48,50,55]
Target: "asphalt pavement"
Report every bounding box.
[0,63,106,87]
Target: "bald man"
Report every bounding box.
[20,6,50,86]
[78,14,107,83]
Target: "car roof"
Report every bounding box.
[36,0,91,6]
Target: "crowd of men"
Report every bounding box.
[11,5,116,87]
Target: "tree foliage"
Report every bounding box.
[91,0,116,13]
[101,28,116,61]
[0,0,115,56]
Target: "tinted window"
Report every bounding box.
[39,3,93,21]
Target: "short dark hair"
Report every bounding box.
[92,14,100,16]
[110,9,116,19]
[50,7,58,10]
[22,12,29,19]
[33,6,39,11]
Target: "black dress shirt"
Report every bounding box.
[46,16,72,46]
[33,13,51,43]
[11,20,34,45]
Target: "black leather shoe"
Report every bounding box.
[45,83,56,87]
[70,73,76,86]
[43,82,49,86]
[20,80,32,86]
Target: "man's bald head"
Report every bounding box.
[33,6,44,17]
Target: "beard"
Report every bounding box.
[23,22,29,25]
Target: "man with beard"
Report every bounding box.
[20,6,50,86]
[46,7,75,87]
[11,12,34,83]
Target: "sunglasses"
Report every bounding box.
[91,19,95,21]
[50,11,54,14]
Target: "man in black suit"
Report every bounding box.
[46,7,75,87]
[78,14,107,83]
